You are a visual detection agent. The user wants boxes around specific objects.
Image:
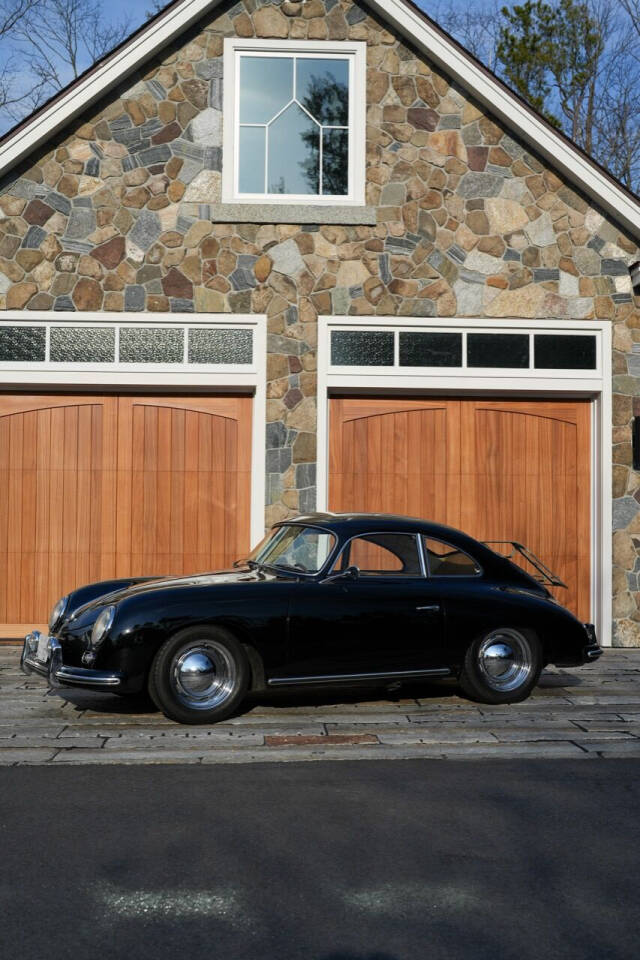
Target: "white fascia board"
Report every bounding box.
[367,0,640,241]
[0,0,223,177]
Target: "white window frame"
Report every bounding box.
[222,38,367,206]
[317,315,613,647]
[0,312,267,548]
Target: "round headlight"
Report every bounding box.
[91,606,116,646]
[49,595,68,632]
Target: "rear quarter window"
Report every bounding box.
[423,537,480,577]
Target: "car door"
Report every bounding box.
[284,532,447,680]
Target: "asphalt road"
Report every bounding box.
[2,760,639,960]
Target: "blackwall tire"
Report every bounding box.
[459,628,542,705]
[148,626,249,724]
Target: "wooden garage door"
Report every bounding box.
[329,397,591,620]
[0,393,251,637]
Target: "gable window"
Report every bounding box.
[223,39,366,205]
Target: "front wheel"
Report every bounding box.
[148,626,249,724]
[459,628,542,704]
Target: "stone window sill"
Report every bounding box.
[183,202,377,225]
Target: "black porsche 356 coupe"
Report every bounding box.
[21,513,601,724]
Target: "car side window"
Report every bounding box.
[337,533,423,576]
[423,537,480,577]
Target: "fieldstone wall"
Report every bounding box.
[0,0,639,642]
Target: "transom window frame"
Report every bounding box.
[325,318,604,379]
[222,38,367,206]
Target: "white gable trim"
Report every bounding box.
[0,0,639,240]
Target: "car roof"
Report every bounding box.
[282,512,485,547]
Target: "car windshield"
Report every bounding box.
[248,525,336,574]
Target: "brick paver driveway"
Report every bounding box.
[2,646,640,764]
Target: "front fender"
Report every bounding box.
[95,590,290,692]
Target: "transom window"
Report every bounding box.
[223,39,366,205]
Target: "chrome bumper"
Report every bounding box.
[21,630,124,689]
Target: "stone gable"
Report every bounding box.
[0,0,639,641]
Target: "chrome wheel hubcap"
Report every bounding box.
[477,629,532,693]
[171,641,236,710]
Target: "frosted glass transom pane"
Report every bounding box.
[0,326,45,361]
[119,327,184,363]
[188,328,253,364]
[50,326,115,362]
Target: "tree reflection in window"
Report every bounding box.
[238,54,349,197]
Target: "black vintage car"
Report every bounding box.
[21,513,601,724]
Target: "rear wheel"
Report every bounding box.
[148,626,249,724]
[459,628,542,704]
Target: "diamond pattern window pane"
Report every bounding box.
[119,327,184,363]
[50,326,115,363]
[0,325,45,361]
[534,334,596,369]
[467,333,529,368]
[188,328,253,364]
[399,332,462,367]
[331,331,394,366]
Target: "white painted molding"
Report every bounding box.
[222,38,366,205]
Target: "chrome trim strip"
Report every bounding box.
[54,667,122,686]
[267,667,451,686]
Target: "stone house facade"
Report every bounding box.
[0,0,638,646]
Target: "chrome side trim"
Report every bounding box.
[267,667,451,687]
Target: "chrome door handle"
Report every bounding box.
[416,604,440,612]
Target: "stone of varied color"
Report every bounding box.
[23,199,54,226]
[254,255,272,283]
[6,282,37,308]
[129,210,162,251]
[15,250,44,271]
[124,285,145,311]
[162,267,193,299]
[72,277,103,310]
[152,122,182,144]
[90,236,126,269]
[254,5,288,37]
